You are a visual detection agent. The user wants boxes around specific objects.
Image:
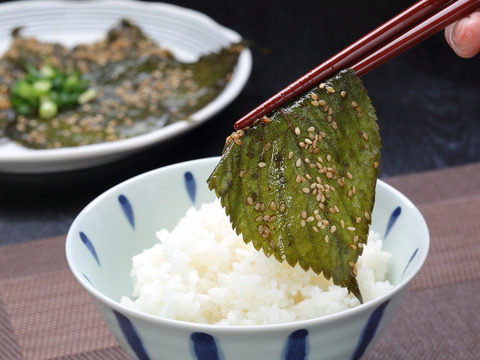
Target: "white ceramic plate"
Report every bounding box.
[0,0,252,173]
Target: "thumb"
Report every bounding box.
[445,10,480,58]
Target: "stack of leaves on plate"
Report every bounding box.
[0,20,242,149]
[208,69,381,302]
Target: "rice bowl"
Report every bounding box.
[66,157,429,360]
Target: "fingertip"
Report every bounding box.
[445,11,480,58]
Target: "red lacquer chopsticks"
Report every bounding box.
[234,0,480,130]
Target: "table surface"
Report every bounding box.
[1,162,480,359]
[0,0,479,358]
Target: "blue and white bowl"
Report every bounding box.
[66,157,429,360]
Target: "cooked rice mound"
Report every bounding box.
[121,199,393,325]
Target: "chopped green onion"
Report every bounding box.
[10,63,95,119]
[78,88,97,104]
[39,99,58,119]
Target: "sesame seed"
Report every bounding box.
[311,100,320,107]
[319,83,326,89]
[263,142,271,151]
[269,201,277,211]
[349,244,357,249]
[295,127,301,135]
[324,235,329,243]
[326,86,335,94]
[246,197,254,205]
[262,225,271,238]
[347,226,356,231]
[308,126,315,132]
[326,154,332,161]
[240,169,246,178]
[301,219,306,227]
[313,226,319,232]
[268,215,277,223]
[302,188,310,194]
[330,225,337,233]
[258,162,267,168]
[301,211,307,218]
[356,217,361,223]
[373,161,379,168]
[295,158,302,167]
[340,220,345,228]
[255,215,263,222]
[364,211,371,220]
[351,101,358,107]
[288,151,294,159]
[341,91,346,97]
[311,93,319,100]
[331,121,338,130]
[279,204,286,212]
[346,172,353,179]
[362,132,369,140]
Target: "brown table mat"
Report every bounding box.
[1,162,480,359]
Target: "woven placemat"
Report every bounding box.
[1,163,480,359]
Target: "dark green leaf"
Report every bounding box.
[207,69,381,302]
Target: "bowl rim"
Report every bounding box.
[65,156,429,332]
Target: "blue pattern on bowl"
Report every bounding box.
[190,332,223,360]
[79,231,100,266]
[114,310,150,360]
[119,194,135,229]
[350,300,390,360]
[184,171,197,205]
[402,248,419,277]
[282,329,309,360]
[384,206,401,239]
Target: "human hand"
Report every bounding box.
[445,10,480,58]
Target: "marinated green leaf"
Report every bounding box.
[0,20,242,149]
[207,69,381,302]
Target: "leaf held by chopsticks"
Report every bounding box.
[207,69,381,302]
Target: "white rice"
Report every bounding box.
[121,199,393,325]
